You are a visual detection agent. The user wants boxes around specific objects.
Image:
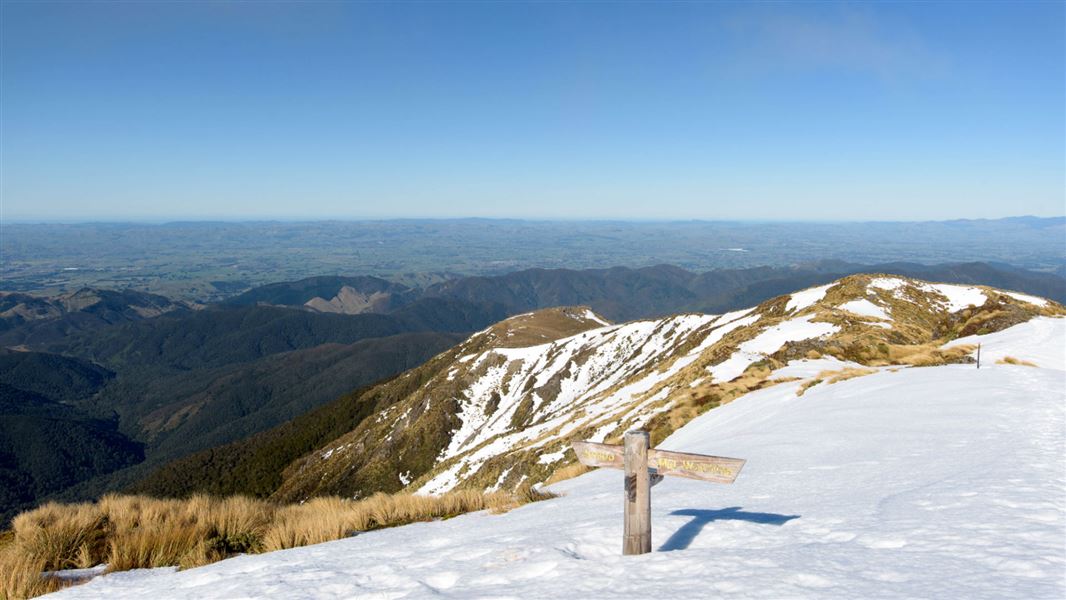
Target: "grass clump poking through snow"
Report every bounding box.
[795,367,877,397]
[997,356,1038,367]
[0,487,555,599]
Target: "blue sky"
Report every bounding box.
[1,1,1063,221]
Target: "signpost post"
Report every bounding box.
[572,431,746,556]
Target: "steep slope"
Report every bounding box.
[273,275,1063,503]
[50,317,1065,599]
[127,377,404,499]
[129,331,465,461]
[30,331,466,513]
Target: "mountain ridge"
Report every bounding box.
[268,274,1063,503]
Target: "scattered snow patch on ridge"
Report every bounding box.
[537,449,567,464]
[417,313,720,495]
[928,283,986,312]
[838,299,891,321]
[868,277,906,291]
[581,309,611,326]
[786,283,833,312]
[708,315,839,383]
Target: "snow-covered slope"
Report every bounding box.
[271,275,1062,503]
[49,318,1066,599]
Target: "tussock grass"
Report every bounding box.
[11,503,108,572]
[796,378,823,396]
[262,485,552,552]
[0,547,68,600]
[1,487,554,599]
[796,367,877,396]
[997,356,1038,367]
[889,343,974,367]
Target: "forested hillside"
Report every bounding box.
[0,352,141,524]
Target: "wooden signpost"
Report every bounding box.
[572,431,746,555]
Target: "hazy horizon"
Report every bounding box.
[5,214,1065,226]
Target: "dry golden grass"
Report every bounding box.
[997,356,1038,367]
[11,502,108,571]
[261,486,549,552]
[796,378,823,396]
[795,367,877,397]
[0,546,69,600]
[544,462,589,486]
[824,367,877,384]
[1,487,554,598]
[885,343,975,367]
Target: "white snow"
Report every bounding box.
[416,314,721,495]
[1001,291,1049,307]
[581,309,611,326]
[785,283,833,312]
[708,315,839,383]
[928,283,987,312]
[46,565,107,583]
[51,321,1066,600]
[537,449,567,464]
[838,298,891,321]
[868,277,906,291]
[944,316,1066,369]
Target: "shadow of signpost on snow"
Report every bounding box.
[658,507,800,552]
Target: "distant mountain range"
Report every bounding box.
[225,260,1066,321]
[2,260,1065,523]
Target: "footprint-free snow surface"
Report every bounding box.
[50,319,1066,599]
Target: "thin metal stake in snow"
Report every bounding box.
[572,431,746,556]
[977,343,981,369]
